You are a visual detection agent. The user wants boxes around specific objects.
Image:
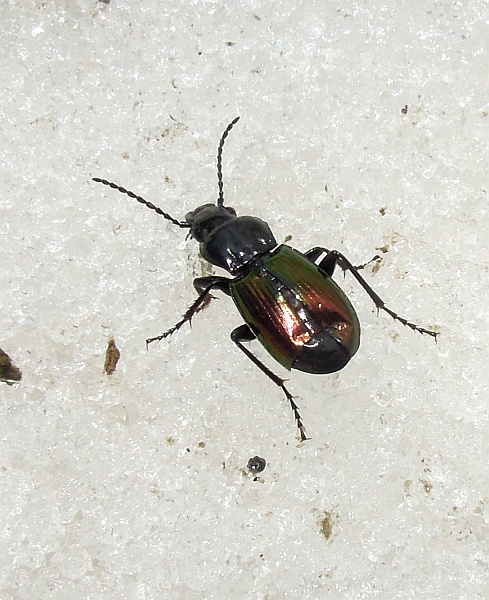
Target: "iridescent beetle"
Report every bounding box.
[94,118,438,440]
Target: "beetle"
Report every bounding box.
[93,117,438,441]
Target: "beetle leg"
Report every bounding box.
[192,276,232,313]
[230,325,308,441]
[146,276,231,347]
[305,247,381,274]
[304,247,336,276]
[193,276,232,297]
[353,255,382,271]
[307,247,438,339]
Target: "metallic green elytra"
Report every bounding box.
[231,245,360,372]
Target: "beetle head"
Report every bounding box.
[185,204,237,242]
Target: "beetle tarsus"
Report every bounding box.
[353,255,382,271]
[287,394,309,442]
[379,305,439,339]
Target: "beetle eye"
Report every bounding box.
[192,226,203,240]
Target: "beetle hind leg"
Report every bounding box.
[231,325,308,442]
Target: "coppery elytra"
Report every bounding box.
[93,117,438,441]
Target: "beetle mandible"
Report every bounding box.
[93,117,438,441]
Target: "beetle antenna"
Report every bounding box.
[92,178,190,228]
[217,116,240,207]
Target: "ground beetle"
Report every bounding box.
[93,117,438,441]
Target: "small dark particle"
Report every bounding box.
[98,0,111,4]
[401,105,408,115]
[104,338,120,375]
[247,456,266,473]
[0,348,22,384]
[379,206,387,216]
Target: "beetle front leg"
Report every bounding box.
[306,247,438,339]
[231,325,308,442]
[192,275,232,314]
[146,276,231,347]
